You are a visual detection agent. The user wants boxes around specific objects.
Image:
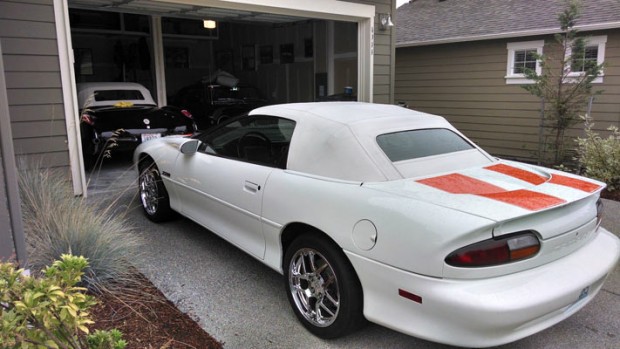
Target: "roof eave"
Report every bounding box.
[396,21,620,48]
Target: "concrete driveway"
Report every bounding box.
[89,159,620,349]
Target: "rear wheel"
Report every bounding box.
[283,233,366,338]
[138,159,174,222]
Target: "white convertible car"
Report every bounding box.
[134,102,619,347]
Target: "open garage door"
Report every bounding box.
[69,0,374,104]
[59,0,375,194]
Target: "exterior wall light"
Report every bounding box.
[378,13,393,31]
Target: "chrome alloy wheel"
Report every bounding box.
[288,248,340,327]
[139,169,159,216]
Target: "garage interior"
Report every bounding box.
[67,0,359,117]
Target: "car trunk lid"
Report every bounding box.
[89,106,177,133]
[363,161,605,240]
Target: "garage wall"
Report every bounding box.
[0,0,69,168]
[224,21,342,104]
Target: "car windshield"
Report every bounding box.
[94,90,145,101]
[377,128,474,162]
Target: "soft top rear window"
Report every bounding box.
[377,128,474,162]
[94,90,145,101]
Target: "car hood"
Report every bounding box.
[363,160,605,239]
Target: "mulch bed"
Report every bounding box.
[89,274,222,349]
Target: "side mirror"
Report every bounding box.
[180,139,200,155]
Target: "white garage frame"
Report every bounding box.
[55,0,376,195]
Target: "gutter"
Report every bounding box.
[396,21,620,48]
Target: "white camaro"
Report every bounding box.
[134,102,619,347]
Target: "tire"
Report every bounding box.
[283,233,366,339]
[138,160,174,222]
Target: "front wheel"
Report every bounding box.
[283,234,366,338]
[138,160,174,222]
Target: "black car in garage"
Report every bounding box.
[169,76,267,130]
[78,82,196,169]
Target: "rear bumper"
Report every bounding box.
[92,127,190,151]
[346,227,620,348]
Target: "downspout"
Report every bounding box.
[0,42,27,266]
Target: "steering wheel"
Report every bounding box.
[237,131,271,158]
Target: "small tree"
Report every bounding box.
[522,0,603,165]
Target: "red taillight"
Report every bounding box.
[81,113,94,125]
[445,232,540,267]
[181,109,193,119]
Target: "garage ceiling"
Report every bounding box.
[68,0,309,24]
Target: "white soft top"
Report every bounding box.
[250,102,494,182]
[77,82,156,108]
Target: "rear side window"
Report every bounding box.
[94,90,145,101]
[377,128,474,162]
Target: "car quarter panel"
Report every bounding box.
[260,170,496,277]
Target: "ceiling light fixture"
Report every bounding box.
[203,19,216,29]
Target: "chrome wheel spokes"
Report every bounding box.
[289,248,340,327]
[140,170,159,215]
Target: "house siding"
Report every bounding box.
[395,29,620,162]
[0,0,70,168]
[352,0,394,104]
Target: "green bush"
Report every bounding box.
[18,165,142,295]
[0,254,127,349]
[576,117,620,191]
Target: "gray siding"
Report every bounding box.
[0,0,69,168]
[395,30,620,162]
[354,0,395,104]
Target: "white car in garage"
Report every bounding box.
[134,102,619,347]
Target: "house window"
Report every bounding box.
[506,40,544,84]
[568,35,606,83]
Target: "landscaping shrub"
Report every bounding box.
[18,165,142,295]
[576,116,620,191]
[0,254,127,349]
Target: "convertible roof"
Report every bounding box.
[77,82,157,109]
[250,102,473,182]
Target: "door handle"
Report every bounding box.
[244,181,261,193]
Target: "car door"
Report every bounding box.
[171,115,296,259]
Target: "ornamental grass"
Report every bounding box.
[18,163,142,295]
